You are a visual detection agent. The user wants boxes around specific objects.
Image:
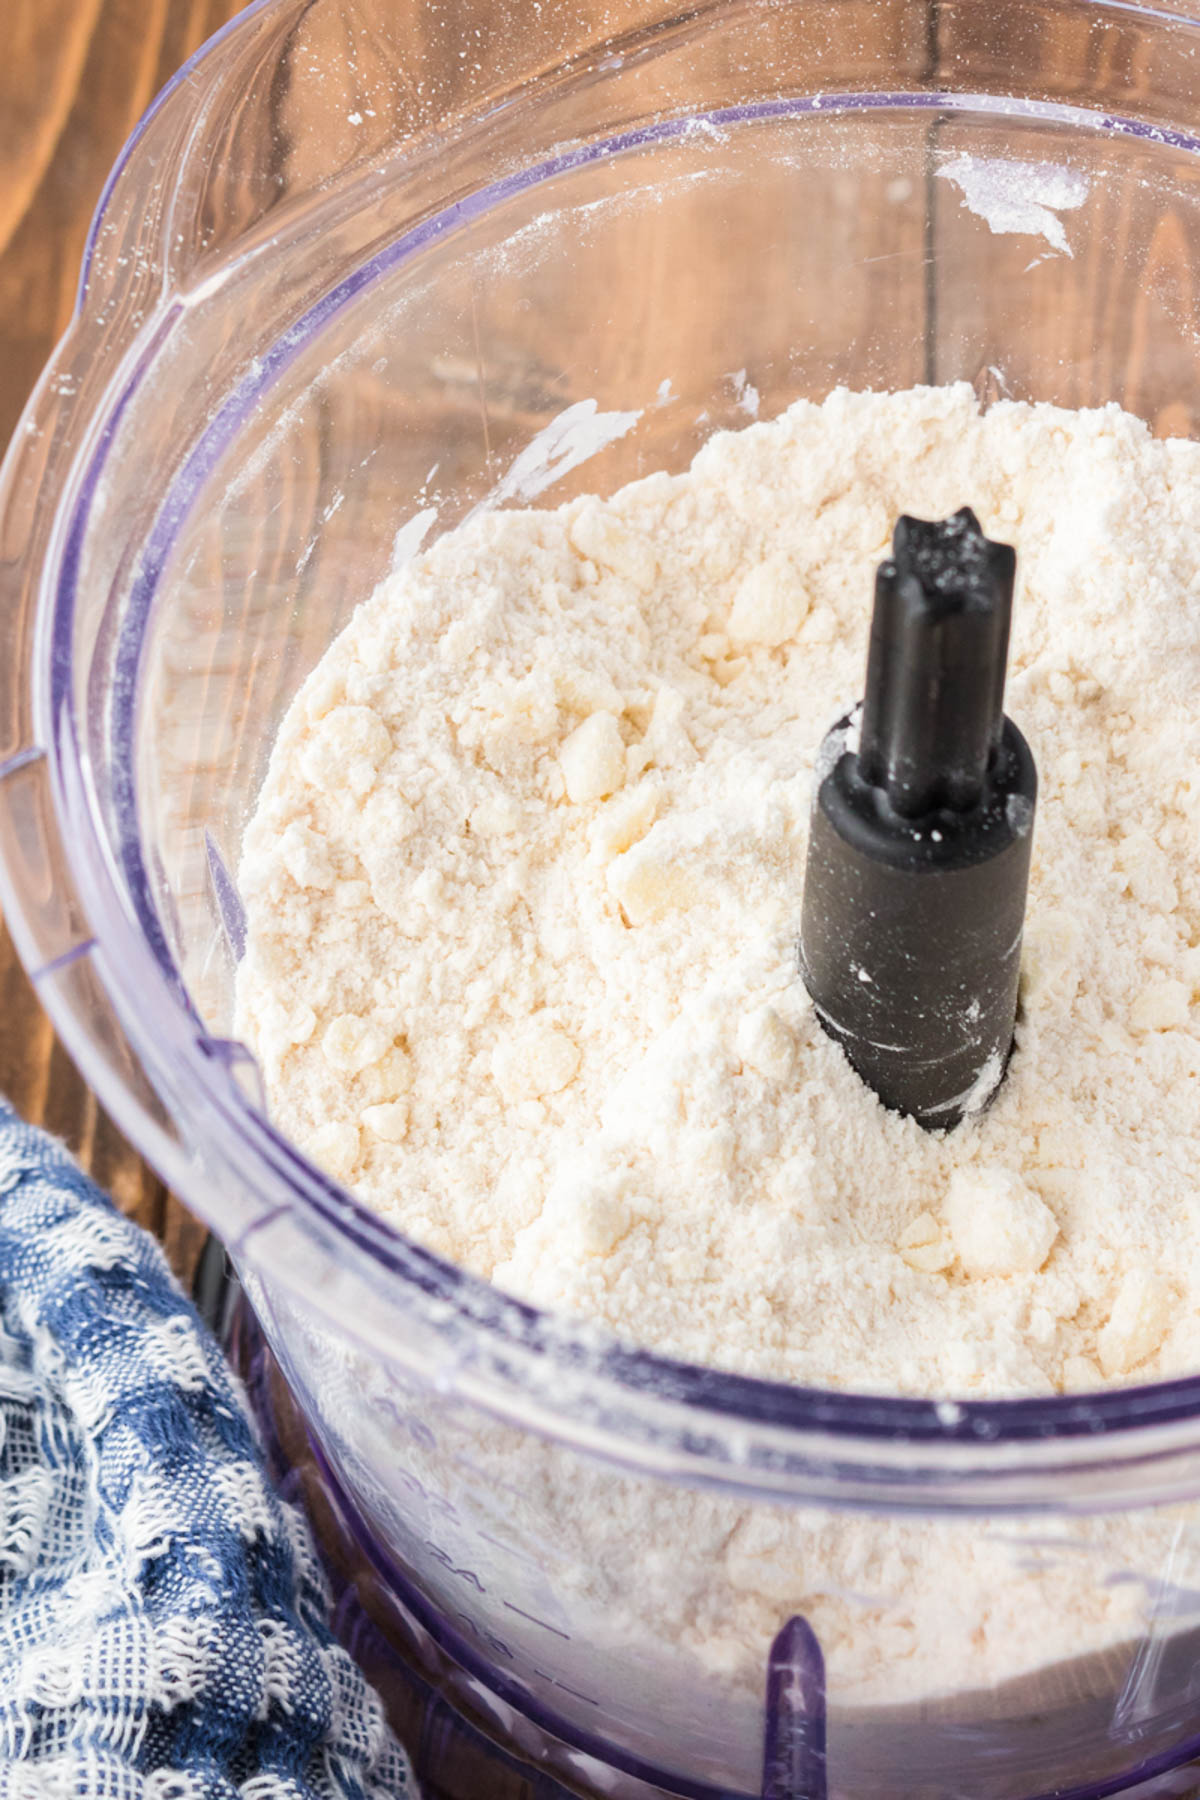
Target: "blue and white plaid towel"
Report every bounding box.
[0,1099,417,1798]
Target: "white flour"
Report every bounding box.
[235,385,1200,1711]
[238,382,1200,1399]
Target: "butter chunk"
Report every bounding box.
[727,556,809,648]
[493,1014,580,1102]
[897,1211,955,1273]
[322,1014,391,1076]
[256,997,316,1049]
[560,711,627,804]
[607,835,696,924]
[945,1166,1058,1278]
[361,1100,411,1143]
[588,784,658,861]
[468,791,522,838]
[360,1047,413,1103]
[1097,1269,1171,1377]
[642,685,696,770]
[1130,978,1190,1033]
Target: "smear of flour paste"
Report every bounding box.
[729,368,761,418]
[936,154,1090,256]
[389,506,438,573]
[484,398,643,512]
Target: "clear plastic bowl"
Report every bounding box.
[6,2,1200,1795]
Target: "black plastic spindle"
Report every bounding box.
[799,509,1037,1130]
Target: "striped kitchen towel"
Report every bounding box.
[0,1098,416,1799]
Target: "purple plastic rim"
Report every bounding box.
[308,1402,1200,1800]
[39,82,1200,1474]
[237,1306,747,1800]
[237,1308,1200,1800]
[305,1424,750,1800]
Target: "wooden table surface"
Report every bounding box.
[0,0,247,1279]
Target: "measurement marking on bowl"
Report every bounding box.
[428,1544,485,1592]
[455,1610,512,1662]
[547,1677,600,1708]
[527,1667,601,1708]
[502,1600,571,1641]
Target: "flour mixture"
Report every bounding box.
[236,384,1200,1399]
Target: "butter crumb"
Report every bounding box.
[361,1100,411,1143]
[1130,978,1190,1033]
[1097,1269,1171,1377]
[560,712,627,804]
[898,1211,955,1273]
[322,1014,391,1075]
[493,1015,580,1102]
[728,556,809,647]
[945,1166,1058,1278]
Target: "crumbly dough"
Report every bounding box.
[234,383,1200,1719]
[237,383,1200,1400]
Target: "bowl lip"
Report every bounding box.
[75,0,275,315]
[33,79,1200,1470]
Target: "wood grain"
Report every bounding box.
[0,0,247,1274]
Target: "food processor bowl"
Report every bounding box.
[6,2,1200,1795]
